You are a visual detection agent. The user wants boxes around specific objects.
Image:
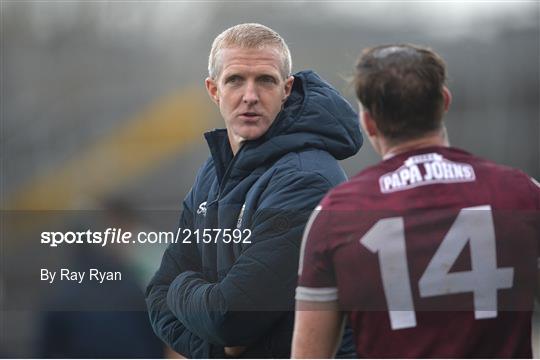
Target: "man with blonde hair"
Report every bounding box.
[146,23,362,358]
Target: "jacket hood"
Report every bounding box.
[205,70,363,174]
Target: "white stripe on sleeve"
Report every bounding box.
[296,286,339,302]
[298,205,322,276]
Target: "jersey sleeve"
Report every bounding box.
[530,177,540,266]
[296,197,338,302]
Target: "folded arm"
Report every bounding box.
[146,199,223,358]
[166,172,334,347]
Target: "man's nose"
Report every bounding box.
[242,81,259,105]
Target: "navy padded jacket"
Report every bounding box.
[146,70,363,358]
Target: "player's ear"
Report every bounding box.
[205,77,220,106]
[442,86,452,112]
[361,109,378,137]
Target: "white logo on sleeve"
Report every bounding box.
[197,201,207,216]
[379,153,476,193]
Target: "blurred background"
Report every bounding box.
[1,1,539,357]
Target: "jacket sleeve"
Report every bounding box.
[145,195,224,358]
[165,171,334,347]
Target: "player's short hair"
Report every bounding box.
[354,44,447,141]
[208,23,292,80]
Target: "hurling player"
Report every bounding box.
[292,44,540,358]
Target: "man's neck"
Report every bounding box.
[228,134,243,156]
[231,142,240,156]
[382,129,449,160]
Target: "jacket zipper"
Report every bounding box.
[207,144,247,206]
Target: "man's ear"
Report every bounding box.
[205,77,220,105]
[442,86,452,112]
[283,75,294,101]
[361,110,378,137]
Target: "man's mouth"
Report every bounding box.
[240,112,261,120]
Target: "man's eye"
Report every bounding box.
[225,76,242,84]
[259,76,277,84]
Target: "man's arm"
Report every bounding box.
[146,197,223,358]
[291,301,345,359]
[165,172,334,347]
[146,278,216,358]
[536,257,540,304]
[292,191,353,359]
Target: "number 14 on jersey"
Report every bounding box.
[360,205,514,330]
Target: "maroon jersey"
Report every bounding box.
[297,146,540,358]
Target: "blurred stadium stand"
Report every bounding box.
[2,1,538,211]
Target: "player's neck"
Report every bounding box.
[381,129,449,160]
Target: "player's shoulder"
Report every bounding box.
[317,162,384,211]
[316,148,428,211]
[461,148,539,192]
[412,147,539,208]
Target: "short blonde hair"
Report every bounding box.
[208,23,292,80]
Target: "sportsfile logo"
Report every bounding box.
[379,153,476,193]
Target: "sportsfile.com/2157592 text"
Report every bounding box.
[40,228,252,247]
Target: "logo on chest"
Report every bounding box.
[197,201,207,217]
